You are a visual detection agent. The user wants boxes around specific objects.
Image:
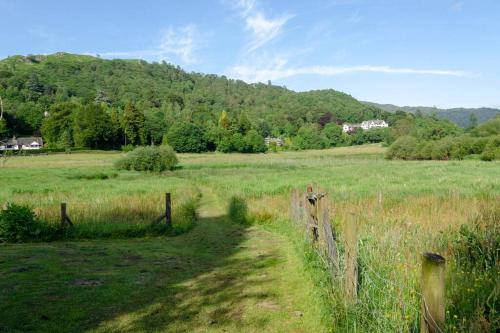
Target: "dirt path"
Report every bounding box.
[0,192,327,333]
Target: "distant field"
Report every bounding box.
[1,144,499,332]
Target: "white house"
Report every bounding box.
[342,123,361,133]
[265,136,284,147]
[342,120,388,133]
[360,119,389,130]
[0,137,44,151]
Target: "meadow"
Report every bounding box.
[0,144,499,332]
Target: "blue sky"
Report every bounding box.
[0,0,499,108]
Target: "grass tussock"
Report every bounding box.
[228,195,249,225]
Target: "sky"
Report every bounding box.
[0,0,499,108]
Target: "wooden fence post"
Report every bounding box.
[60,202,73,227]
[344,213,358,304]
[321,204,339,276]
[306,184,319,242]
[165,192,172,226]
[420,252,446,333]
[60,202,67,226]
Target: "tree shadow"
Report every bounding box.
[0,215,283,332]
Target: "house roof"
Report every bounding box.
[361,119,387,125]
[6,137,44,146]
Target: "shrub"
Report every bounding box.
[172,194,201,234]
[430,137,454,160]
[228,196,249,225]
[450,136,475,160]
[121,144,135,152]
[385,136,418,160]
[480,135,500,161]
[0,203,44,242]
[115,145,178,172]
[416,141,434,160]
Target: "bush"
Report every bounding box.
[0,203,45,242]
[416,141,434,160]
[430,137,454,160]
[480,135,500,161]
[121,144,135,152]
[115,145,178,172]
[228,196,249,225]
[385,136,418,160]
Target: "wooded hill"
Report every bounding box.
[363,101,500,128]
[0,52,383,137]
[1,53,470,154]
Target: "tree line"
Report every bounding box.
[2,52,493,157]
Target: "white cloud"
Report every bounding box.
[229,60,471,82]
[98,24,202,64]
[232,0,293,52]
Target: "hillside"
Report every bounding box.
[362,101,500,127]
[0,53,383,137]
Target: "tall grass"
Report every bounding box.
[1,147,498,329]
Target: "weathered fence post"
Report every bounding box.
[344,213,358,304]
[165,192,172,226]
[60,202,67,226]
[321,204,339,275]
[420,252,446,333]
[60,202,73,227]
[306,184,319,242]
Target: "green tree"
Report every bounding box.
[144,108,168,145]
[72,104,114,149]
[218,110,230,129]
[244,130,267,153]
[122,103,146,145]
[163,121,208,153]
[468,113,478,129]
[293,124,326,150]
[235,113,251,134]
[41,102,78,148]
[0,118,8,138]
[322,123,343,147]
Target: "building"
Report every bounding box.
[342,123,361,133]
[264,136,284,147]
[0,137,44,151]
[360,119,389,130]
[342,120,388,133]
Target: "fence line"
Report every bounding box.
[288,185,446,332]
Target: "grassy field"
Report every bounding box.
[1,144,499,332]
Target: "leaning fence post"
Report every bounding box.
[344,213,358,304]
[165,192,172,226]
[60,202,73,227]
[321,204,339,276]
[60,202,67,226]
[420,252,446,333]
